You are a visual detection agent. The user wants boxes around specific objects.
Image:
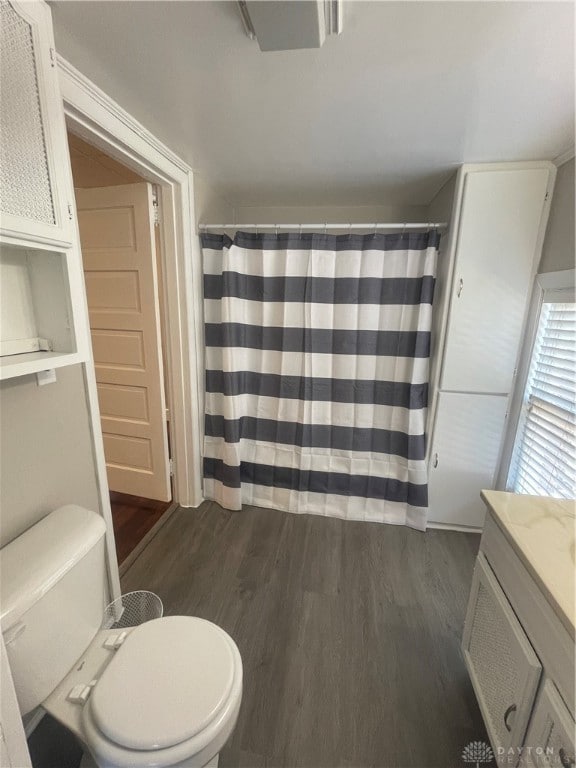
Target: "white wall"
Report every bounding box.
[0,365,100,548]
[539,157,575,274]
[194,174,235,224]
[233,203,429,226]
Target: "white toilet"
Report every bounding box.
[0,505,243,768]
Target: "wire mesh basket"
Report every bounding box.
[101,590,163,630]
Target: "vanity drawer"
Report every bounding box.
[524,679,575,768]
[462,552,542,758]
[481,513,574,714]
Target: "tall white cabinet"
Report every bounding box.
[427,163,556,528]
[0,0,89,380]
[0,3,91,760]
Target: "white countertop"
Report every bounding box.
[481,490,575,638]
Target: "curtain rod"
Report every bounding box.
[199,222,447,232]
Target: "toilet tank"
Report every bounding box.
[0,505,108,714]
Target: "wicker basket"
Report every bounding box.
[101,590,163,630]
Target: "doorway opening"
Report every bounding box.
[67,131,176,568]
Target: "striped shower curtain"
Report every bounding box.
[201,230,439,530]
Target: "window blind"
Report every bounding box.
[510,301,576,499]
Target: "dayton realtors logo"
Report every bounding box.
[494,746,558,766]
[462,741,495,767]
[462,740,561,767]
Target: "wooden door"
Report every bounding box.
[428,392,508,527]
[440,168,550,394]
[75,183,171,501]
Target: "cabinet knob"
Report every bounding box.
[457,277,464,298]
[559,748,575,768]
[503,703,517,732]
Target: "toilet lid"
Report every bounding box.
[90,616,236,751]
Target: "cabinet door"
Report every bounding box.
[462,553,542,759]
[0,0,72,246]
[428,392,508,527]
[524,680,575,768]
[441,168,550,394]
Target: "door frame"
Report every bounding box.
[57,56,204,586]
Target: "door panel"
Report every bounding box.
[85,270,141,311]
[428,392,508,527]
[91,329,146,369]
[76,183,171,501]
[524,680,575,767]
[462,553,542,757]
[97,383,149,422]
[103,434,153,471]
[441,168,549,394]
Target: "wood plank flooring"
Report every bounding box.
[110,491,172,564]
[122,502,489,768]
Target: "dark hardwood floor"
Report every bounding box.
[121,502,490,768]
[110,491,172,565]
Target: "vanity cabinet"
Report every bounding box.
[462,553,542,755]
[463,493,575,766]
[524,680,575,768]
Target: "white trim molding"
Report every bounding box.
[537,267,576,293]
[496,268,575,490]
[57,57,204,519]
[1,637,32,767]
[57,57,189,175]
[553,147,575,167]
[427,521,483,534]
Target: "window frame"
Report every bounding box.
[496,268,575,491]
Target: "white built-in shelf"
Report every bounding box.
[0,242,86,381]
[0,350,85,381]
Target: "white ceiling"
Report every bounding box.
[51,1,575,206]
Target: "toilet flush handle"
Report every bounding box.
[103,630,128,650]
[67,684,92,704]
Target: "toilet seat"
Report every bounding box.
[44,616,242,768]
[90,616,236,751]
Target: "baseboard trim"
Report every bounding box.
[24,707,45,737]
[119,502,178,578]
[427,521,483,534]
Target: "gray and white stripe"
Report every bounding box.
[202,230,439,530]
